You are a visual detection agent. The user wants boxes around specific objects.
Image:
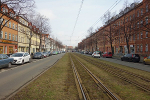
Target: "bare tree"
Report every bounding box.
[32,13,51,52]
[101,11,116,54]
[0,0,35,33]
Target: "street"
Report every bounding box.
[0,53,65,100]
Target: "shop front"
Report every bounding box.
[0,40,18,54]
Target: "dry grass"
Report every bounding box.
[9,53,79,100]
[73,53,150,100]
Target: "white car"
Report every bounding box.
[92,51,100,58]
[10,52,31,64]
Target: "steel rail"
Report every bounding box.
[75,57,119,100]
[70,56,87,100]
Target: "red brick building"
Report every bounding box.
[78,0,150,57]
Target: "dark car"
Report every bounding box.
[33,52,44,59]
[0,54,14,68]
[102,52,112,58]
[47,51,52,56]
[121,54,140,62]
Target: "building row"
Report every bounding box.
[78,0,150,57]
[0,4,64,54]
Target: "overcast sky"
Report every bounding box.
[35,0,140,47]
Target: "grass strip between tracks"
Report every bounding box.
[9,53,79,100]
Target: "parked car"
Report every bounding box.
[52,51,58,55]
[92,51,100,58]
[0,54,14,68]
[121,54,140,62]
[43,52,49,57]
[102,52,112,58]
[143,56,150,65]
[10,52,31,64]
[88,52,93,55]
[33,52,44,59]
[47,51,52,56]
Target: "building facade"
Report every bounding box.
[78,0,150,57]
[0,4,18,54]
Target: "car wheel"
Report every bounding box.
[28,58,31,63]
[8,62,11,68]
[121,58,123,61]
[21,60,24,65]
[143,61,146,65]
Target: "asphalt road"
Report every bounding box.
[84,53,150,72]
[0,53,65,100]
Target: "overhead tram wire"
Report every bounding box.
[70,0,84,45]
[78,0,122,39]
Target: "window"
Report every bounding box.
[141,45,143,52]
[137,45,139,52]
[137,11,139,17]
[146,44,148,52]
[0,18,3,24]
[145,17,148,24]
[141,32,143,39]
[19,36,20,42]
[3,7,5,13]
[141,9,143,16]
[133,14,135,18]
[137,22,139,28]
[146,31,148,38]
[9,22,11,28]
[5,32,7,39]
[12,35,14,41]
[16,25,18,30]
[140,20,143,27]
[13,23,15,29]
[137,33,139,40]
[9,33,11,40]
[146,4,148,12]
[5,20,7,26]
[133,34,135,41]
[16,35,17,41]
[0,31,3,39]
[6,9,8,13]
[130,15,132,21]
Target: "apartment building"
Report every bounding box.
[17,16,30,52]
[78,0,150,56]
[0,4,18,54]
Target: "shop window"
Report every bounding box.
[9,46,13,54]
[0,46,3,54]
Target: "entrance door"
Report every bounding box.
[0,46,3,54]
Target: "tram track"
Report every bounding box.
[70,54,120,100]
[74,53,150,93]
